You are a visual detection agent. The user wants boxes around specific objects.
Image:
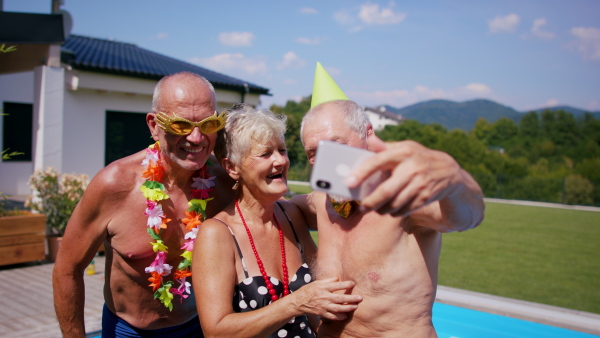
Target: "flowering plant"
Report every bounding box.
[25,167,89,236]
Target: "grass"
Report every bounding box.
[288,184,600,314]
[439,202,600,314]
[288,183,313,195]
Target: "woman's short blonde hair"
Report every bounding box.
[215,103,287,166]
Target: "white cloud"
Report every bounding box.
[569,26,600,61]
[464,83,492,94]
[587,100,600,111]
[334,11,355,25]
[155,32,169,39]
[325,67,341,76]
[189,53,267,75]
[531,18,556,40]
[277,51,306,70]
[348,26,365,33]
[348,85,446,107]
[545,98,559,107]
[300,7,318,14]
[488,13,520,33]
[347,83,494,107]
[218,32,255,46]
[358,2,406,25]
[297,37,325,45]
[335,3,405,32]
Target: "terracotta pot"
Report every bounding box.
[47,236,63,262]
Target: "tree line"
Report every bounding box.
[270,97,600,206]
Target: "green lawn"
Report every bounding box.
[288,183,313,195]
[439,202,600,314]
[290,182,600,314]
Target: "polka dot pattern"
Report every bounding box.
[224,204,315,338]
[232,265,315,337]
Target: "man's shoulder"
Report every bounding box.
[288,192,325,230]
[290,191,326,206]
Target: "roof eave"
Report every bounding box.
[66,65,270,95]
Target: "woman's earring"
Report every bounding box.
[232,181,239,190]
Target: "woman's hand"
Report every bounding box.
[290,277,363,320]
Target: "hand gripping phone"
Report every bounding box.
[309,140,388,201]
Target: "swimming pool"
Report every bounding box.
[433,302,599,338]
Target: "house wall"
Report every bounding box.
[366,111,399,131]
[0,72,35,196]
[0,69,265,197]
[62,87,152,177]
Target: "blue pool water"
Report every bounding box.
[87,302,598,337]
[433,302,599,338]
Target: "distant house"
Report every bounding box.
[1,29,270,196]
[365,106,402,131]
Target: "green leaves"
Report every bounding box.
[0,44,17,53]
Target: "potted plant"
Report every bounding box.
[25,167,89,261]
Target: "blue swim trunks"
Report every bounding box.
[102,304,204,337]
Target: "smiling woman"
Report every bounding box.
[192,104,362,338]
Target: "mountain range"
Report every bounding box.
[381,99,600,131]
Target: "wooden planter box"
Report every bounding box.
[0,212,46,266]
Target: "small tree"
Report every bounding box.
[564,174,594,205]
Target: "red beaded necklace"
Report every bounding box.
[235,199,289,301]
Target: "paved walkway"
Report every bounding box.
[1,254,599,337]
[0,256,105,338]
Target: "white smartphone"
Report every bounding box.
[309,140,388,201]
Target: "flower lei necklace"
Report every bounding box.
[140,142,216,310]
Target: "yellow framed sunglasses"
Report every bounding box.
[155,110,228,135]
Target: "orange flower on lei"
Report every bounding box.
[141,142,214,311]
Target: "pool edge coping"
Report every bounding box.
[436,285,600,335]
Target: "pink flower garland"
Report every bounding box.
[140,142,214,311]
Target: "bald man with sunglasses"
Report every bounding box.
[53,72,237,337]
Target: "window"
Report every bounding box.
[105,111,152,166]
[2,102,33,161]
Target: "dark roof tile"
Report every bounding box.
[61,34,270,95]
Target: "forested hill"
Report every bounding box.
[529,105,600,119]
[383,99,600,131]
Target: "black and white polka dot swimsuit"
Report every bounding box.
[216,202,316,338]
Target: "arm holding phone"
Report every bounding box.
[345,135,485,232]
[305,136,484,233]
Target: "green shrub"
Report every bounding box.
[25,167,89,236]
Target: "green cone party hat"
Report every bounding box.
[310,62,349,109]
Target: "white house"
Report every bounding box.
[1,19,270,197]
[365,106,402,131]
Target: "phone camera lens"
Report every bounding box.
[316,180,331,189]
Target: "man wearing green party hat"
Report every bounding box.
[292,62,485,337]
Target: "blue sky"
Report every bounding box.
[5,0,600,112]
